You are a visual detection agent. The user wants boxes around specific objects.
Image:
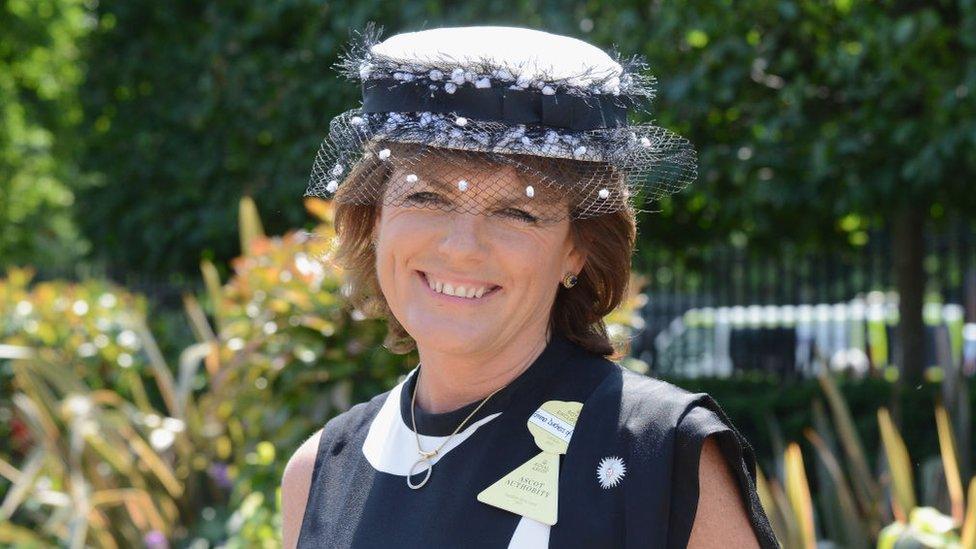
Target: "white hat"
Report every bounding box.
[306,24,696,221]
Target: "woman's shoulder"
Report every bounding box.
[562,348,745,452]
[616,367,755,466]
[282,383,394,487]
[592,366,778,548]
[290,378,393,469]
[280,386,395,547]
[590,363,729,434]
[586,364,758,475]
[319,385,395,443]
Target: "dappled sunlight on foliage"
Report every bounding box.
[0,198,404,546]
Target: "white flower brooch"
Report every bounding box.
[596,456,627,489]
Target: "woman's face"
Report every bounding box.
[373,154,585,357]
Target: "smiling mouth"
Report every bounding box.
[417,270,502,300]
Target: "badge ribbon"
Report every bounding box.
[477,400,583,525]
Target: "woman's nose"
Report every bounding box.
[436,212,488,257]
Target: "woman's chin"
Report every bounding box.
[408,324,496,354]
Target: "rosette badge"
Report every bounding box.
[306,24,697,223]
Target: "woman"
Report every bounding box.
[282,25,779,548]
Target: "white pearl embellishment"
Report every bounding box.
[457,179,469,191]
[525,185,535,198]
[378,148,391,160]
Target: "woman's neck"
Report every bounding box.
[413,328,552,414]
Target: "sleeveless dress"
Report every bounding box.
[297,331,779,548]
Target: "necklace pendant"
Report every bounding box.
[407,456,434,489]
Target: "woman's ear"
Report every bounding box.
[565,238,587,276]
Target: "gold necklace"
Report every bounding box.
[407,372,506,490]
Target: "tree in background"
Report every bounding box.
[73,1,976,386]
[620,0,976,386]
[0,0,92,270]
[73,0,578,275]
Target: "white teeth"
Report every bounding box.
[424,273,493,299]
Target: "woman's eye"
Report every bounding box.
[404,191,447,205]
[500,208,538,224]
[404,193,537,223]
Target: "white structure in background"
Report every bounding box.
[650,290,970,378]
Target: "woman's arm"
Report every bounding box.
[686,435,761,548]
[280,429,322,549]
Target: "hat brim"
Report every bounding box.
[308,108,697,215]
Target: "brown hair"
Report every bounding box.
[331,141,637,357]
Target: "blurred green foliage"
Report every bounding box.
[0,198,404,546]
[629,0,976,259]
[4,0,974,304]
[64,1,976,276]
[0,0,92,270]
[72,0,611,274]
[670,373,976,477]
[752,371,976,548]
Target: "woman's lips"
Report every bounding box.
[416,270,502,303]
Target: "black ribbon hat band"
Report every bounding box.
[362,79,635,131]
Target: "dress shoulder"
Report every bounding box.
[295,387,392,547]
[317,388,391,447]
[596,367,779,548]
[301,387,392,493]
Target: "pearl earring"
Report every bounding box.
[562,272,578,289]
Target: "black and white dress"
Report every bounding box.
[297,331,779,548]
